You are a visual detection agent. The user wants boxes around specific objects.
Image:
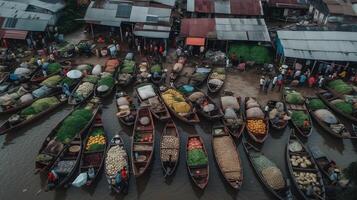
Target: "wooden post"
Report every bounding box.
[119,26,123,42]
[90,23,94,39]
[311,60,317,74]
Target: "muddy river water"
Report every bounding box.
[0,89,357,200]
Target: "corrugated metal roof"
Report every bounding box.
[268,0,309,8]
[3,18,48,31]
[230,0,263,15]
[187,0,195,12]
[195,0,214,13]
[187,0,262,15]
[133,30,169,38]
[29,0,65,13]
[180,18,216,38]
[277,31,357,62]
[116,4,132,18]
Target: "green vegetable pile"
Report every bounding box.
[327,79,353,95]
[307,99,326,110]
[291,111,310,127]
[20,97,60,116]
[98,76,114,88]
[286,90,304,105]
[214,68,225,74]
[191,73,206,81]
[41,75,63,87]
[187,149,208,166]
[121,60,135,74]
[47,63,61,74]
[150,64,162,73]
[56,108,93,144]
[228,44,272,64]
[83,75,98,84]
[333,101,353,114]
[60,77,76,86]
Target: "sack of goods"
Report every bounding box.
[137,85,156,100]
[246,107,264,118]
[224,108,238,119]
[208,78,223,86]
[314,109,337,124]
[221,96,240,110]
[173,63,183,72]
[162,89,191,114]
[91,64,102,75]
[188,92,205,102]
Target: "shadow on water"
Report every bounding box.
[53,187,68,200]
[270,129,286,139]
[134,167,152,200]
[315,126,345,153]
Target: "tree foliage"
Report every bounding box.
[57,1,86,34]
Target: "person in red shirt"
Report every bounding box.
[121,166,128,181]
[308,76,316,88]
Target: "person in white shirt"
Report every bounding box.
[259,76,265,91]
[271,76,278,91]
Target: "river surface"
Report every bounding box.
[1,90,357,200]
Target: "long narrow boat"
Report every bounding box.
[244,97,269,143]
[316,89,357,123]
[46,135,82,190]
[207,67,225,93]
[188,65,211,87]
[30,62,63,83]
[160,119,180,176]
[178,84,223,120]
[131,107,155,177]
[78,114,107,186]
[283,87,312,138]
[266,100,289,130]
[286,131,326,200]
[105,133,129,194]
[306,97,355,139]
[187,135,209,189]
[135,83,170,121]
[0,94,67,135]
[160,87,200,124]
[115,88,136,126]
[243,142,294,200]
[35,98,100,172]
[169,56,186,83]
[68,75,98,105]
[220,92,245,139]
[212,124,243,189]
[0,72,9,84]
[117,55,136,87]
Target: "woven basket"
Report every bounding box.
[261,166,285,190]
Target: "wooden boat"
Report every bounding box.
[266,100,289,130]
[169,56,186,83]
[131,107,155,177]
[286,131,326,200]
[94,76,116,98]
[160,87,200,124]
[220,92,245,139]
[310,147,342,184]
[243,142,294,200]
[186,135,209,189]
[150,62,166,85]
[212,125,243,189]
[306,97,356,139]
[0,72,9,84]
[178,84,223,120]
[207,67,225,93]
[30,65,62,83]
[283,87,312,138]
[316,90,357,123]
[0,94,67,135]
[46,135,82,190]
[135,61,150,84]
[117,56,136,87]
[35,99,100,172]
[160,119,180,176]
[135,83,170,121]
[78,114,107,186]
[105,134,129,194]
[188,65,211,87]
[68,75,98,105]
[244,97,269,143]
[115,88,136,126]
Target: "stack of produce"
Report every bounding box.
[60,77,76,86]
[53,160,76,174]
[191,67,210,82]
[56,109,93,144]
[76,82,94,98]
[187,137,208,167]
[121,60,135,73]
[98,76,115,88]
[20,97,60,118]
[327,79,353,95]
[86,128,106,151]
[162,89,191,115]
[251,152,285,190]
[0,87,28,106]
[291,111,310,128]
[41,75,63,87]
[307,99,326,110]
[161,136,179,162]
[47,63,61,74]
[247,119,266,136]
[289,155,312,168]
[285,90,304,105]
[105,145,127,177]
[150,64,162,73]
[208,68,225,87]
[105,59,119,73]
[293,172,322,196]
[82,75,98,84]
[331,99,353,114]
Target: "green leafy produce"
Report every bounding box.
[90,127,104,136]
[21,97,60,116]
[56,108,93,143]
[308,99,326,110]
[87,143,105,151]
[187,149,208,166]
[328,79,353,94]
[83,75,98,84]
[334,101,353,114]
[60,77,76,86]
[291,111,310,127]
[121,60,135,73]
[41,75,63,87]
[286,91,304,105]
[150,64,162,73]
[98,76,114,88]
[47,63,61,74]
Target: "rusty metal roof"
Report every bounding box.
[230,0,262,15]
[194,0,214,13]
[268,0,309,8]
[187,0,262,15]
[180,18,216,38]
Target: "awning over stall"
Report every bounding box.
[0,30,28,40]
[186,37,205,46]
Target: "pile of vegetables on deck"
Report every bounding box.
[75,75,98,98]
[150,64,162,73]
[41,75,63,87]
[187,137,208,167]
[56,108,93,144]
[98,75,115,88]
[47,63,62,74]
[121,60,135,73]
[86,128,106,151]
[191,67,211,83]
[105,145,127,177]
[291,111,310,128]
[60,77,76,86]
[285,90,305,105]
[161,136,179,162]
[247,119,266,135]
[162,89,191,115]
[331,99,354,114]
[327,79,353,95]
[20,97,60,118]
[208,68,225,87]
[307,99,326,110]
